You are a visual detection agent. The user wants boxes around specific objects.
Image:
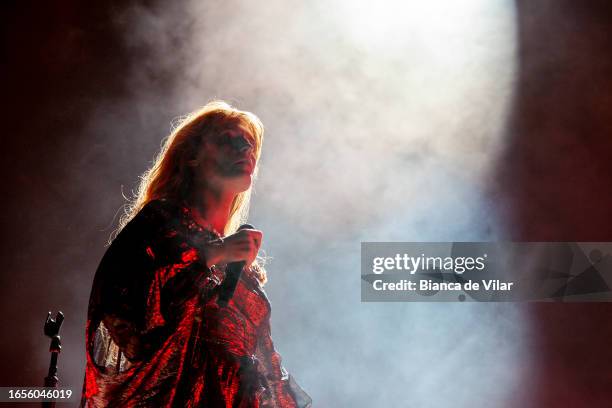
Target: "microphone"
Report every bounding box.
[217,223,254,307]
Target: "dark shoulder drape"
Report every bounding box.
[80,199,311,408]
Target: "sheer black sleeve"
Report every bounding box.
[86,199,209,364]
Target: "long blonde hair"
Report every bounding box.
[114,100,267,283]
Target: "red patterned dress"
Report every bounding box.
[80,199,311,407]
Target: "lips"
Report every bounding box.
[233,158,254,172]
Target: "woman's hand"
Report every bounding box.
[201,228,262,269]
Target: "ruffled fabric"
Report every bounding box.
[80,199,311,407]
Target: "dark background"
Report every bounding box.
[494,0,612,405]
[2,0,612,406]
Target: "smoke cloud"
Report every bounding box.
[67,0,525,406]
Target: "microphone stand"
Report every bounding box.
[43,311,64,408]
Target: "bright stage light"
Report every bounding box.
[324,0,518,173]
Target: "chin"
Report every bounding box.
[228,173,253,193]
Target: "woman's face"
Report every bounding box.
[195,122,257,195]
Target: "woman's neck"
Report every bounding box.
[190,188,235,236]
